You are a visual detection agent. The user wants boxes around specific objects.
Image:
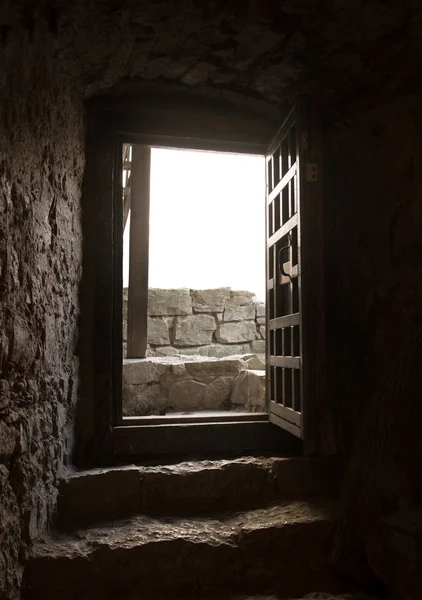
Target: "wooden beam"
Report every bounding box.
[127,145,151,358]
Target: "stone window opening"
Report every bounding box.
[121,143,268,421]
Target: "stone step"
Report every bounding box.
[24,500,354,600]
[57,456,345,530]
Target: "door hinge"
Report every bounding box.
[305,163,318,182]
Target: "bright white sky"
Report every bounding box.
[123,148,266,301]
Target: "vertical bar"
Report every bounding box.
[127,145,151,358]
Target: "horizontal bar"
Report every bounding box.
[268,213,298,248]
[270,401,301,426]
[270,356,300,369]
[269,412,302,439]
[122,412,268,426]
[269,313,300,330]
[120,133,267,156]
[268,163,297,204]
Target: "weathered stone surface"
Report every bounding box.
[231,369,266,411]
[123,359,171,385]
[207,344,248,358]
[251,340,266,353]
[122,383,165,416]
[25,500,341,600]
[184,357,244,383]
[174,314,217,346]
[55,456,345,528]
[225,290,256,308]
[0,466,21,600]
[167,379,207,411]
[244,354,266,370]
[153,346,180,357]
[224,304,256,322]
[257,316,266,325]
[203,376,233,409]
[147,317,170,346]
[215,322,257,344]
[255,303,266,318]
[0,422,17,462]
[191,288,231,313]
[57,466,141,530]
[148,288,192,316]
[259,325,266,339]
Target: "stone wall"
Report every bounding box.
[123,288,266,358]
[0,9,83,599]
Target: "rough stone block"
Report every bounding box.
[223,305,255,322]
[203,376,233,409]
[123,359,171,385]
[231,369,266,411]
[153,346,180,357]
[122,383,165,416]
[255,302,266,318]
[251,339,266,353]
[0,422,17,462]
[173,314,216,346]
[191,288,231,313]
[244,354,266,370]
[225,290,255,308]
[259,325,266,339]
[147,317,170,346]
[167,379,207,411]
[57,466,141,529]
[257,316,266,325]
[148,288,192,316]
[215,321,257,344]
[207,344,246,358]
[0,380,10,410]
[184,357,244,383]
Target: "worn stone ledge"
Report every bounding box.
[26,500,350,600]
[56,456,345,530]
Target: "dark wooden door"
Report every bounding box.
[266,101,326,453]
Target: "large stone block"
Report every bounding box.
[122,383,165,416]
[215,321,257,344]
[244,354,266,370]
[203,376,233,409]
[147,317,170,346]
[167,379,207,411]
[123,359,171,385]
[255,302,266,318]
[225,290,256,309]
[173,315,216,346]
[148,288,192,316]
[223,304,255,322]
[207,344,246,358]
[184,357,244,383]
[231,369,266,412]
[191,288,231,313]
[251,339,266,353]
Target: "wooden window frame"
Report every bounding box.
[83,92,303,463]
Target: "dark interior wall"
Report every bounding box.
[324,93,422,447]
[1,0,422,597]
[0,15,84,599]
